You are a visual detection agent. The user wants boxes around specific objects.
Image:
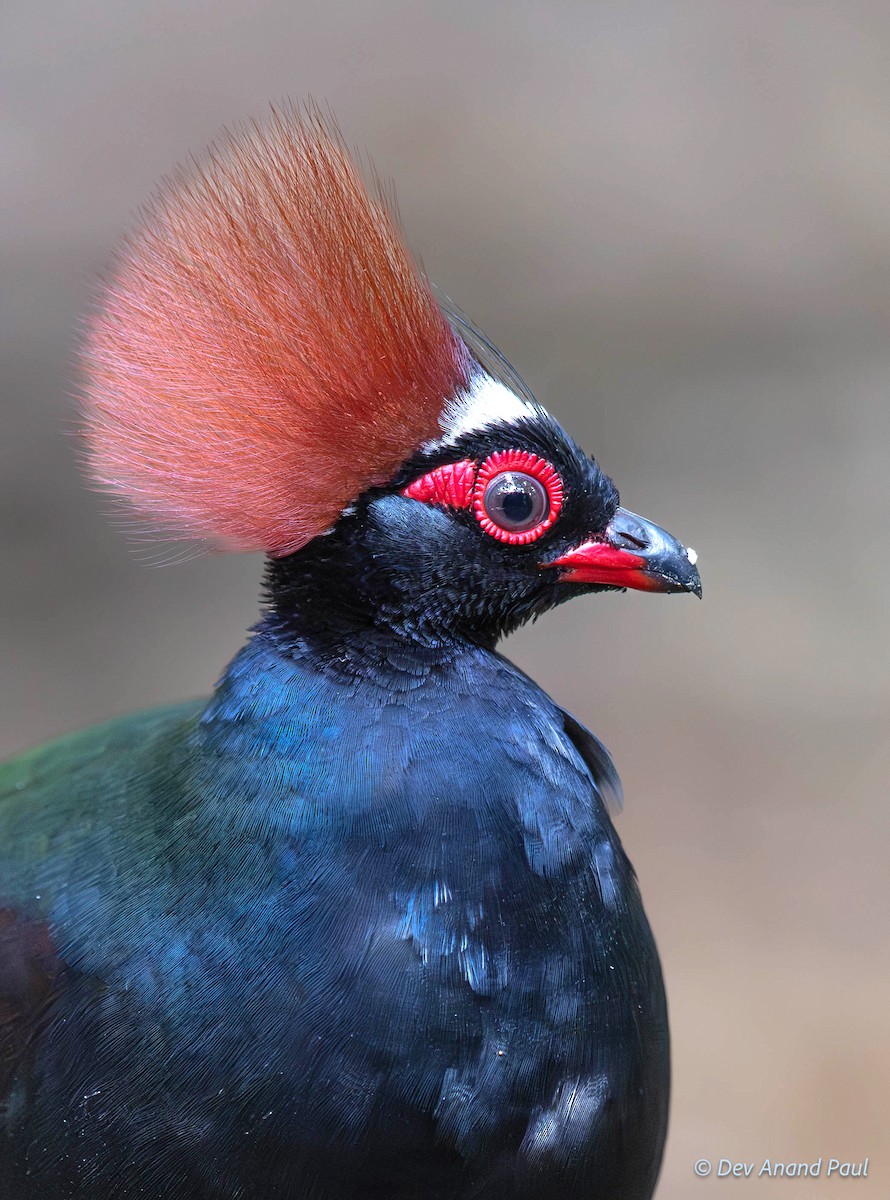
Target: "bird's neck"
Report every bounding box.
[259,543,498,676]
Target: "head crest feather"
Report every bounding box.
[82,106,471,555]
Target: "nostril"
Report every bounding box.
[612,530,648,551]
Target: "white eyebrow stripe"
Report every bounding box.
[426,373,541,449]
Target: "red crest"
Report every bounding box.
[82,108,471,556]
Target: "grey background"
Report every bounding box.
[2,3,888,1195]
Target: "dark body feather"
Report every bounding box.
[0,630,668,1199]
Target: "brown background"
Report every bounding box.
[2,3,888,1195]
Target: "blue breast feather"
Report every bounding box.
[0,636,665,1192]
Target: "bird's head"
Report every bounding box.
[82,107,699,658]
[266,369,700,653]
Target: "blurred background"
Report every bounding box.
[2,2,888,1195]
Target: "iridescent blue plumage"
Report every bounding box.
[0,623,668,1199]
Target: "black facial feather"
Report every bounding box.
[393,412,619,552]
[264,411,620,664]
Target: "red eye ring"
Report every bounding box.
[473,450,564,544]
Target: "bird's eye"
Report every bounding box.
[473,449,564,544]
[483,472,548,531]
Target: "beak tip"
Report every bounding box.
[682,547,702,597]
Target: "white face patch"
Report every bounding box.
[427,372,541,449]
[685,546,698,565]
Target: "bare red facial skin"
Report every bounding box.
[472,450,563,544]
[402,451,563,545]
[402,460,477,507]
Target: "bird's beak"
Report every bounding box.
[545,507,702,597]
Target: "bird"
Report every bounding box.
[0,108,701,1200]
